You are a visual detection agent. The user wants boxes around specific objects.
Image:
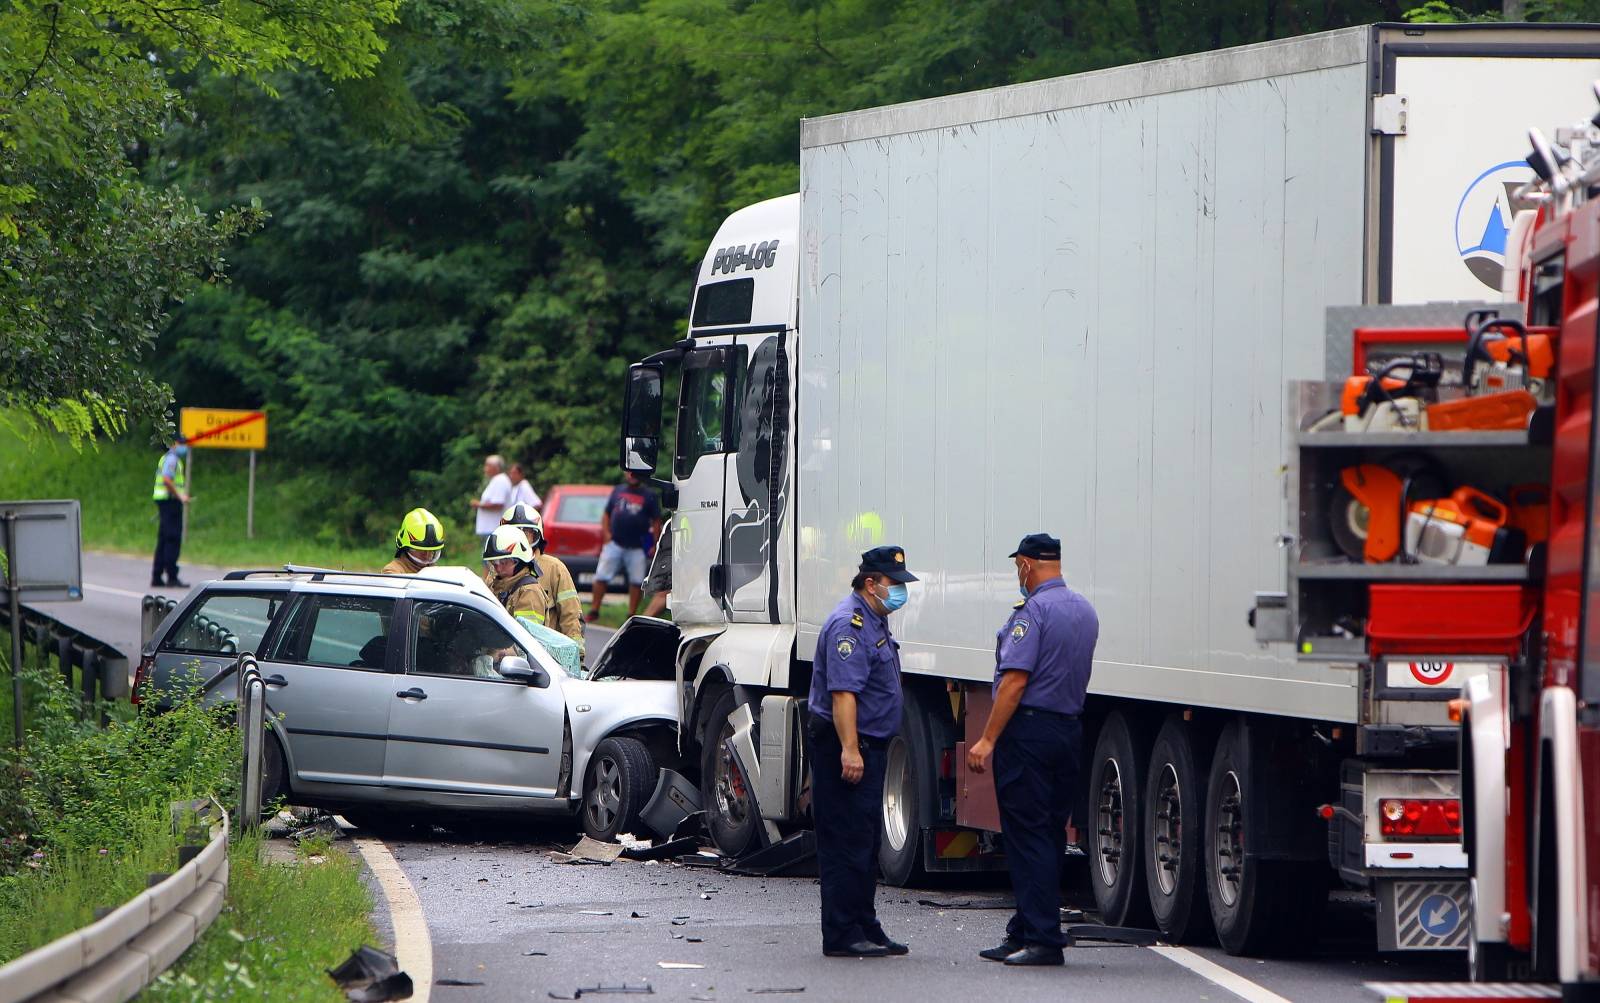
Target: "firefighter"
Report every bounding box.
[808,546,918,959]
[481,525,543,619]
[966,533,1099,967]
[498,503,585,655]
[383,508,445,574]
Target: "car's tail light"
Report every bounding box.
[1379,797,1462,838]
[131,655,154,705]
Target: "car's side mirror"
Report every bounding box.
[498,656,550,688]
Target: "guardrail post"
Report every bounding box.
[236,653,264,829]
[99,651,128,723]
[53,627,72,689]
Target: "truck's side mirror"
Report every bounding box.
[622,363,665,475]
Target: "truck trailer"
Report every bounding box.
[608,22,1600,956]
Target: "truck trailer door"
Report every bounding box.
[1381,46,1600,304]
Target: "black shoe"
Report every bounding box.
[166,579,189,588]
[823,940,891,958]
[150,580,165,589]
[1003,945,1065,967]
[979,940,1023,962]
[870,936,909,956]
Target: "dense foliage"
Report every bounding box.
[17,0,1600,534]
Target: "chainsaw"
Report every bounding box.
[1307,354,1443,434]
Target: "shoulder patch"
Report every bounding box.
[850,613,864,628]
[835,636,858,659]
[1010,619,1030,642]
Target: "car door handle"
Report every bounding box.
[395,687,427,700]
[264,674,288,688]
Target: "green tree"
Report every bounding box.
[0,0,399,442]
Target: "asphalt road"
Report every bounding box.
[380,816,1460,1003]
[62,555,1464,1001]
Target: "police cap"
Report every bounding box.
[859,545,918,583]
[1008,533,1061,560]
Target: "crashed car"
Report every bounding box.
[135,566,680,840]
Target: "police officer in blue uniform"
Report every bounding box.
[967,533,1099,966]
[808,546,918,959]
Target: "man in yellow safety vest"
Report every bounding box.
[151,435,191,588]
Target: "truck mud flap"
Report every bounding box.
[1375,879,1468,951]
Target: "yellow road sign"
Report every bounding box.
[179,408,268,450]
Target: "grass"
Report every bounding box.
[0,430,474,570]
[0,814,187,962]
[146,832,376,1002]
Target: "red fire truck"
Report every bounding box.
[1357,88,1600,1002]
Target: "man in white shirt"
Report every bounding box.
[469,454,513,543]
[508,461,542,511]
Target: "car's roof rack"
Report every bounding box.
[220,565,474,587]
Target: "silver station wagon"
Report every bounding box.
[136,566,681,840]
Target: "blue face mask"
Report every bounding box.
[879,583,908,613]
[174,444,189,459]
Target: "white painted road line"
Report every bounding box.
[83,582,156,600]
[346,826,433,1003]
[1149,946,1294,1003]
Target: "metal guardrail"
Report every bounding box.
[0,605,129,721]
[0,800,230,1003]
[236,654,266,828]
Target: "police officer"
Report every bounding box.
[383,508,445,574]
[498,503,585,656]
[150,434,191,588]
[967,533,1099,967]
[808,546,917,959]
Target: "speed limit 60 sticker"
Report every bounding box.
[1382,659,1499,690]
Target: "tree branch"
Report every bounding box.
[13,3,63,101]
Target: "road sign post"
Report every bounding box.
[179,409,268,541]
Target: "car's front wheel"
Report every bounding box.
[583,736,656,842]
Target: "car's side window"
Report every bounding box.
[163,592,284,655]
[410,601,527,681]
[266,595,394,670]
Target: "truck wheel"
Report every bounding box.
[1087,711,1152,927]
[699,689,760,857]
[1144,716,1212,942]
[879,687,939,885]
[1204,720,1325,955]
[583,736,656,842]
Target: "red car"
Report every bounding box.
[541,484,618,586]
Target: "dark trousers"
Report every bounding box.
[995,710,1082,949]
[152,499,183,584]
[809,725,889,951]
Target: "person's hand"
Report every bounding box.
[967,737,994,775]
[469,499,481,509]
[841,747,864,784]
[180,492,192,504]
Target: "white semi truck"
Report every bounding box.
[609,23,1600,955]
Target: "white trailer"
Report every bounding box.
[612,22,1600,956]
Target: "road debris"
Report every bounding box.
[720,831,815,877]
[326,945,413,1003]
[747,988,805,995]
[915,898,1013,910]
[564,836,625,863]
[622,836,700,862]
[1065,924,1159,947]
[523,950,548,956]
[548,983,654,999]
[656,962,704,969]
[436,978,487,986]
[640,769,702,839]
[578,909,614,916]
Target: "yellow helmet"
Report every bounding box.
[395,508,445,553]
[502,502,543,544]
[482,524,533,565]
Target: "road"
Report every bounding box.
[64,556,1462,1002]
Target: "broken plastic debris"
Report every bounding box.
[578,909,614,916]
[547,983,654,999]
[657,962,704,970]
[630,911,648,918]
[523,950,548,956]
[748,989,805,995]
[436,978,486,986]
[567,836,625,863]
[326,945,414,1003]
[915,897,1013,910]
[1064,923,1159,947]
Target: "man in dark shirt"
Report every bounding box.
[587,470,662,621]
[967,533,1099,967]
[808,546,918,959]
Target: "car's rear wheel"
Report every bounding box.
[583,736,656,842]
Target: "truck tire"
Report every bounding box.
[699,688,761,857]
[878,686,945,885]
[1087,711,1153,927]
[1204,719,1325,955]
[584,736,657,842]
[1143,716,1212,943]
